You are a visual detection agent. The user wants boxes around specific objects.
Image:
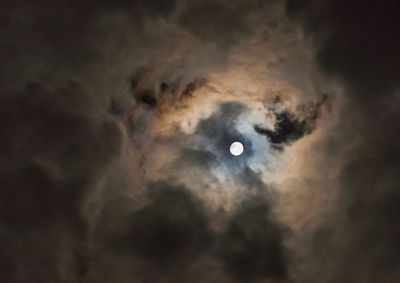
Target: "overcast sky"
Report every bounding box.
[1,0,400,282]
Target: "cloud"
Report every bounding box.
[286,0,400,281]
[178,0,256,47]
[3,0,399,282]
[111,181,213,265]
[287,0,400,95]
[220,197,288,281]
[94,179,289,282]
[195,102,255,166]
[0,81,122,282]
[0,0,305,282]
[173,148,219,168]
[254,99,324,149]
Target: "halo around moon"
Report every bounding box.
[230,141,244,156]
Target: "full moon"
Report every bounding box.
[230,141,244,156]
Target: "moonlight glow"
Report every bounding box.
[230,141,244,156]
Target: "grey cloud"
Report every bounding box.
[179,0,257,47]
[254,99,323,149]
[0,81,122,282]
[173,148,219,169]
[180,78,208,99]
[129,66,208,110]
[286,0,400,281]
[110,181,213,266]
[93,179,289,282]
[287,0,400,97]
[5,0,398,281]
[220,197,288,281]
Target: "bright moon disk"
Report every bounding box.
[230,141,244,156]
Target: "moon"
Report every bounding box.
[230,141,244,156]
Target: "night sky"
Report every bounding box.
[1,0,400,282]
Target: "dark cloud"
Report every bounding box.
[0,82,121,231]
[137,89,158,108]
[130,66,208,109]
[0,81,289,282]
[286,0,400,281]
[130,67,158,108]
[111,181,213,265]
[108,98,125,117]
[254,110,312,147]
[220,197,288,281]
[179,0,256,47]
[254,100,322,149]
[174,148,219,168]
[181,78,207,99]
[96,179,288,282]
[0,81,122,282]
[3,0,399,281]
[0,0,296,282]
[238,167,269,192]
[287,0,400,96]
[0,0,178,90]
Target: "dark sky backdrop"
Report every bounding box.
[1,0,400,282]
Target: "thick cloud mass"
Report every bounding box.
[1,0,400,282]
[0,82,122,282]
[112,182,212,264]
[286,1,400,282]
[221,198,288,280]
